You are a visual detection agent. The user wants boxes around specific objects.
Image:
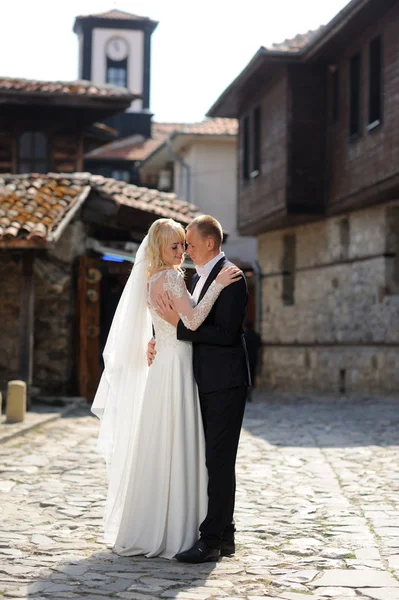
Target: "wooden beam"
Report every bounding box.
[18,251,35,408]
[76,134,84,172]
[0,239,47,249]
[76,256,89,400]
[11,134,17,174]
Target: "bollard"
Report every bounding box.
[6,380,26,423]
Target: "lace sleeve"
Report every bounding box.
[164,269,224,331]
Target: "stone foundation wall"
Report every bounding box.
[33,257,75,395]
[262,347,399,394]
[0,221,86,397]
[258,201,399,393]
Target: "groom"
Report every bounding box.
[149,214,250,563]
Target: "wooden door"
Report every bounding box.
[76,256,102,402]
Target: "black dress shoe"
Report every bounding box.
[175,540,221,563]
[221,540,235,556]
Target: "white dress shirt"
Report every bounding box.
[192,251,225,304]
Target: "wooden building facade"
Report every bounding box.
[0,78,201,402]
[208,0,399,394]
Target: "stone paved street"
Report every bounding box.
[1,394,399,600]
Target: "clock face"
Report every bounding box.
[106,37,129,61]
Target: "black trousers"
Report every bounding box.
[198,385,247,548]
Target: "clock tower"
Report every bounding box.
[73,9,158,139]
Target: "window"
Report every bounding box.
[18,132,48,174]
[112,169,130,182]
[282,234,296,306]
[349,53,362,137]
[339,217,350,260]
[368,36,383,128]
[386,206,399,294]
[106,58,128,88]
[339,369,346,394]
[253,106,261,176]
[157,168,173,191]
[242,117,250,182]
[331,68,340,123]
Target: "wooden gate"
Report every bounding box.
[76,256,102,402]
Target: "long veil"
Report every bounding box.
[91,235,153,543]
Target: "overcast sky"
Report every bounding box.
[1,0,349,122]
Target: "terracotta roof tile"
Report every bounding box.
[0,175,90,244]
[178,118,238,136]
[265,26,325,53]
[91,175,201,223]
[86,119,237,162]
[0,77,137,100]
[0,173,201,246]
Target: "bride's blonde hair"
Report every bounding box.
[146,218,186,275]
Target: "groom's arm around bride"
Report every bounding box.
[176,261,250,394]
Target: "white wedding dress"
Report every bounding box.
[94,265,225,559]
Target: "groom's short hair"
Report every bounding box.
[188,215,223,247]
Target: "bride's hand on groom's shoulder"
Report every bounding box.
[147,338,156,366]
[156,292,180,327]
[216,266,242,287]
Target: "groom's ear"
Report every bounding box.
[206,237,215,251]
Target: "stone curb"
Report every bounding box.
[0,400,84,444]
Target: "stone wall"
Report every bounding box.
[258,201,399,394]
[0,220,86,397]
[33,256,75,395]
[35,221,87,395]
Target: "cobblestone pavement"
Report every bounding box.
[1,394,399,600]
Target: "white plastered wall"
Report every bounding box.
[91,28,144,111]
[175,139,257,264]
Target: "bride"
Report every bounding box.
[92,217,240,559]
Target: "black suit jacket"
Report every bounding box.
[177,256,251,394]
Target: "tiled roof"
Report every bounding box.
[265,27,325,53]
[0,77,136,100]
[92,174,201,225]
[0,175,91,244]
[177,118,238,136]
[86,123,179,162]
[86,119,238,162]
[75,9,153,22]
[0,174,201,246]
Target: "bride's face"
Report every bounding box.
[162,234,186,267]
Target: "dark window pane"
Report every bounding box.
[369,36,383,125]
[106,57,128,88]
[19,161,32,174]
[35,161,48,174]
[243,117,250,181]
[91,166,113,177]
[34,133,47,158]
[107,67,127,87]
[282,234,296,306]
[339,217,350,259]
[18,131,48,173]
[112,169,130,182]
[19,132,33,159]
[253,106,261,174]
[349,53,362,137]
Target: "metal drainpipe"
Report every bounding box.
[252,259,262,334]
[166,136,191,204]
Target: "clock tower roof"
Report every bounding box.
[74,8,158,34]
